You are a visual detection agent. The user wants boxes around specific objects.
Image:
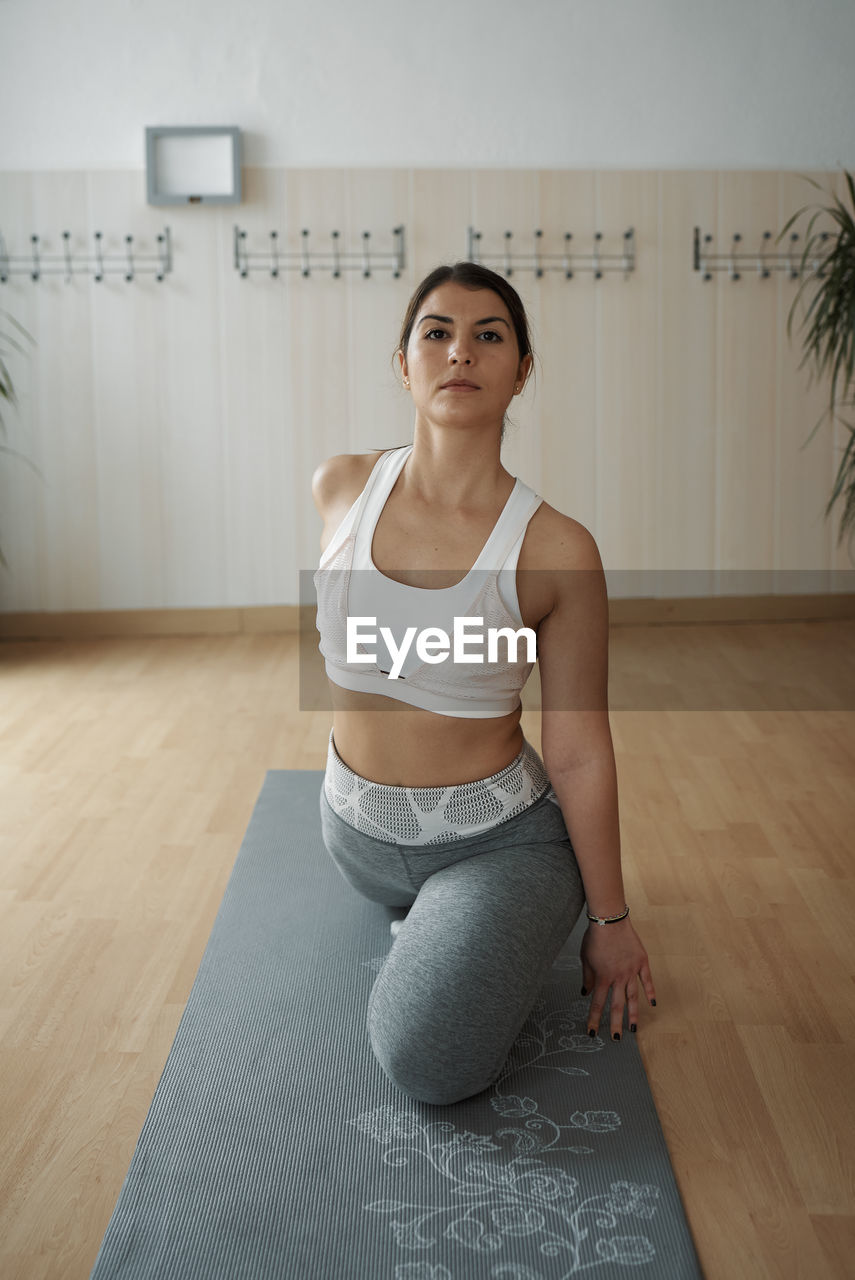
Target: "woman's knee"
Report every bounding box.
[370,1027,497,1106]
[367,988,500,1106]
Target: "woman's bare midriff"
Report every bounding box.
[320,450,559,787]
[329,693,525,787]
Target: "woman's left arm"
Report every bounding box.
[535,520,657,1040]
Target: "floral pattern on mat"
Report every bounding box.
[350,960,662,1276]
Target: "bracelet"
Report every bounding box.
[586,904,630,927]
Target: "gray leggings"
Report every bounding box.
[318,777,586,1106]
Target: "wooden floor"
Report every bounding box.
[1,624,854,1280]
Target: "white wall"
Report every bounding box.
[1,0,854,172]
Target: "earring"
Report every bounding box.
[403,379,409,387]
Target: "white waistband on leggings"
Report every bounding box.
[323,728,559,846]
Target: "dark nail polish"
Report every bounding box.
[630,1023,637,1033]
[613,1032,621,1041]
[580,986,587,996]
[588,1028,596,1038]
[651,999,657,1007]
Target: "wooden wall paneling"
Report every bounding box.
[717,172,780,580]
[2,166,853,623]
[157,197,228,608]
[245,167,304,601]
[343,168,412,458]
[217,166,291,606]
[255,169,295,606]
[411,170,471,285]
[286,170,351,483]
[777,170,841,591]
[659,172,718,596]
[274,167,314,599]
[0,173,40,612]
[34,173,99,611]
[87,171,162,610]
[469,169,543,490]
[134,185,175,611]
[537,170,597,534]
[596,171,659,581]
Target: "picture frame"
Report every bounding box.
[145,126,242,206]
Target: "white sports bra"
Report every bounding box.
[313,445,544,719]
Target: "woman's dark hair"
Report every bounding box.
[392,261,537,443]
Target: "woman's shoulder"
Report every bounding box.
[311,449,387,522]
[521,499,602,573]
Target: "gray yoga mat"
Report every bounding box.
[89,770,703,1280]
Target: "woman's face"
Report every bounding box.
[399,282,532,427]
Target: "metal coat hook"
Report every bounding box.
[0,228,172,284]
[466,226,636,278]
[692,225,829,281]
[233,225,406,279]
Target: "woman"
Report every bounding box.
[311,261,656,1106]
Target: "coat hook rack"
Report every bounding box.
[466,227,636,278]
[692,225,830,281]
[233,225,406,279]
[0,228,172,284]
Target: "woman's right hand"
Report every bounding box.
[580,917,656,1041]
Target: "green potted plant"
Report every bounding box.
[0,308,39,571]
[777,170,855,561]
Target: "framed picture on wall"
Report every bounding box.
[145,126,242,206]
